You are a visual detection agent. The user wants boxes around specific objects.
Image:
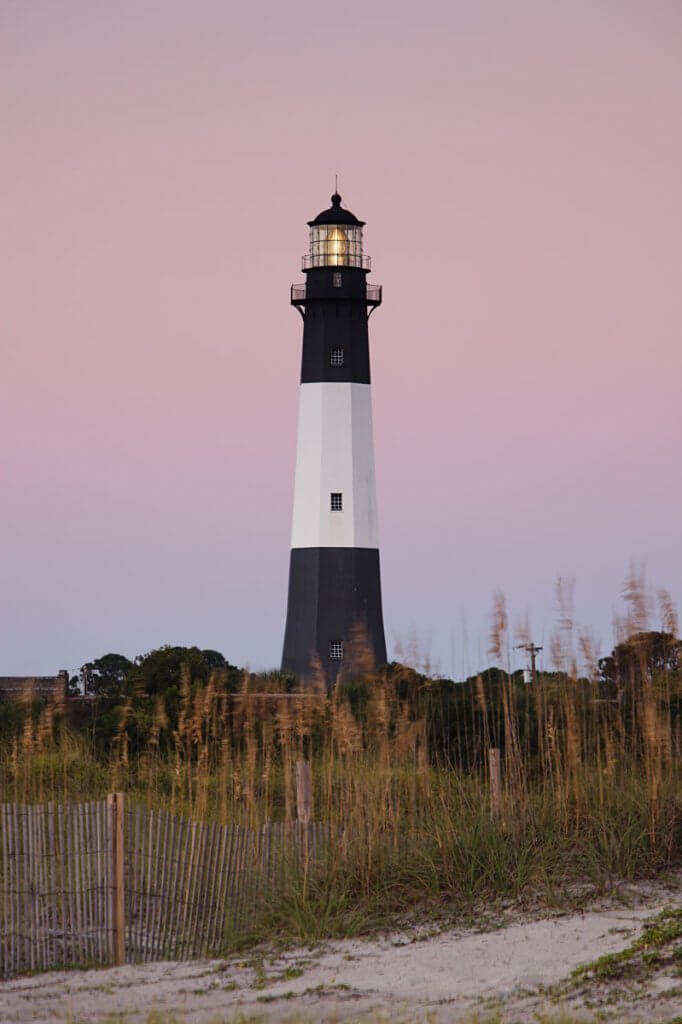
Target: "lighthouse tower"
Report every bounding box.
[281,192,387,686]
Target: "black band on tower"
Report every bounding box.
[296,267,375,385]
[281,547,387,683]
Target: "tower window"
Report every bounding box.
[330,492,343,511]
[333,272,343,287]
[329,640,344,660]
[330,347,344,367]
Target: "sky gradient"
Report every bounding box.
[2,0,681,678]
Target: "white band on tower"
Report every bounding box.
[290,382,379,550]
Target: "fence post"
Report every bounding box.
[295,761,312,825]
[107,792,125,966]
[488,748,502,821]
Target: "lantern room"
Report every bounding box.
[303,193,370,270]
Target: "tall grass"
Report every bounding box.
[2,578,681,939]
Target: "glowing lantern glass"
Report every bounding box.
[307,223,364,268]
[326,226,348,265]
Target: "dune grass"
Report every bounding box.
[3,579,682,944]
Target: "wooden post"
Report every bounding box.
[488,748,502,821]
[295,761,312,825]
[108,792,125,966]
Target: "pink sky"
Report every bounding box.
[2,1,681,677]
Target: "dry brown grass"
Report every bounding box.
[2,573,681,936]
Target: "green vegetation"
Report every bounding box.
[4,577,682,947]
[573,907,682,982]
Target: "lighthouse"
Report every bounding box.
[281,192,387,686]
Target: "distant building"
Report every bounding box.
[0,671,69,702]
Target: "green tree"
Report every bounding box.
[128,645,238,696]
[79,653,133,696]
[599,631,681,687]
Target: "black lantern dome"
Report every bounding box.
[307,193,365,227]
[304,193,369,270]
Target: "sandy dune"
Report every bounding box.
[4,883,682,1023]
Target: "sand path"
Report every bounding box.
[4,886,682,1023]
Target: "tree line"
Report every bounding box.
[1,632,679,771]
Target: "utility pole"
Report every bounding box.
[516,642,543,684]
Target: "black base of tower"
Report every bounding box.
[281,547,387,687]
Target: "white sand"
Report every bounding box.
[4,889,682,1023]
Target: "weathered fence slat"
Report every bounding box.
[75,803,84,964]
[100,798,108,963]
[211,823,230,948]
[94,800,102,963]
[133,801,142,961]
[84,802,90,961]
[75,802,85,962]
[11,804,19,974]
[17,804,25,973]
[31,802,39,973]
[38,804,49,969]
[219,824,235,945]
[180,816,194,960]
[38,804,46,969]
[149,807,158,962]
[195,820,211,956]
[230,826,245,935]
[72,802,83,963]
[169,813,183,959]
[159,808,176,960]
[143,808,153,962]
[150,808,160,962]
[200,820,215,956]
[205,821,221,952]
[204,822,218,951]
[86,802,96,963]
[1,796,329,978]
[63,802,72,964]
[102,798,111,964]
[187,819,204,959]
[181,818,197,961]
[196,821,212,957]
[179,816,195,961]
[56,803,66,966]
[46,803,56,968]
[78,802,89,964]
[90,801,99,961]
[13,804,21,973]
[1,804,6,975]
[158,806,171,958]
[237,826,253,931]
[8,804,13,973]
[215,825,230,942]
[151,808,166,961]
[93,801,101,961]
[2,804,11,974]
[114,794,125,965]
[9,803,17,973]
[30,806,39,970]
[28,806,34,969]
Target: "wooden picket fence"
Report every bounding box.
[0,793,328,977]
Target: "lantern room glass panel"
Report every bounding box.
[307,225,365,268]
